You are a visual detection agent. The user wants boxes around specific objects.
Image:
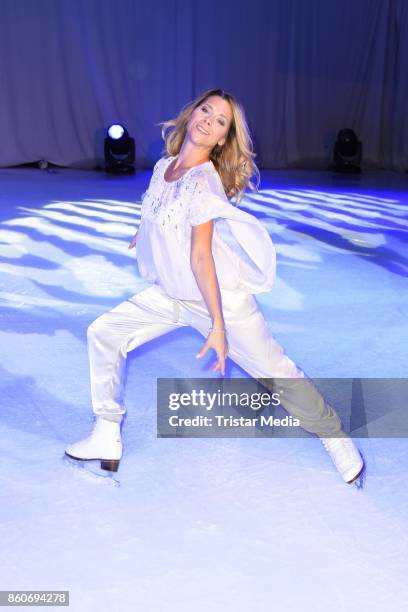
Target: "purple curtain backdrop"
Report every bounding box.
[0,0,406,170]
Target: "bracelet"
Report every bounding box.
[208,327,227,333]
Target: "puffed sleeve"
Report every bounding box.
[188,169,229,226]
[153,157,165,171]
[142,157,168,202]
[187,167,277,293]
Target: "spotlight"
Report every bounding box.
[104,123,135,174]
[333,128,362,174]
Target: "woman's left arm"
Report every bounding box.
[190,221,228,376]
[128,231,138,250]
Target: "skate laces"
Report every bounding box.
[321,437,357,468]
[321,435,351,449]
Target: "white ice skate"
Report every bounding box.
[64,417,123,472]
[320,432,365,486]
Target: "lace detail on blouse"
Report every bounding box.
[140,156,220,246]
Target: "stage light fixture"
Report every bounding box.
[108,124,125,139]
[333,128,362,174]
[104,123,135,175]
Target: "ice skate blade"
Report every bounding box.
[63,454,120,487]
[64,451,120,473]
[347,460,366,490]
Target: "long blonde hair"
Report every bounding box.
[157,87,260,205]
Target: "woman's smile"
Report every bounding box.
[196,124,210,135]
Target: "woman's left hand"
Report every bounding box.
[196,330,229,376]
[128,232,138,250]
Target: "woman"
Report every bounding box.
[65,88,365,485]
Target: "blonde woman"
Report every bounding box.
[65,88,365,486]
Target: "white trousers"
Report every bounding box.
[87,284,342,436]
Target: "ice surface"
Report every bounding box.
[0,167,407,611]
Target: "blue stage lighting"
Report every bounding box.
[333,128,362,174]
[104,124,135,175]
[108,124,125,140]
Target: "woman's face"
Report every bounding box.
[187,95,233,150]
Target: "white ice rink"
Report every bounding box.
[0,166,407,611]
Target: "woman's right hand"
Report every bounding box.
[128,232,138,250]
[196,329,229,376]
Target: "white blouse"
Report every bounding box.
[135,155,276,300]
